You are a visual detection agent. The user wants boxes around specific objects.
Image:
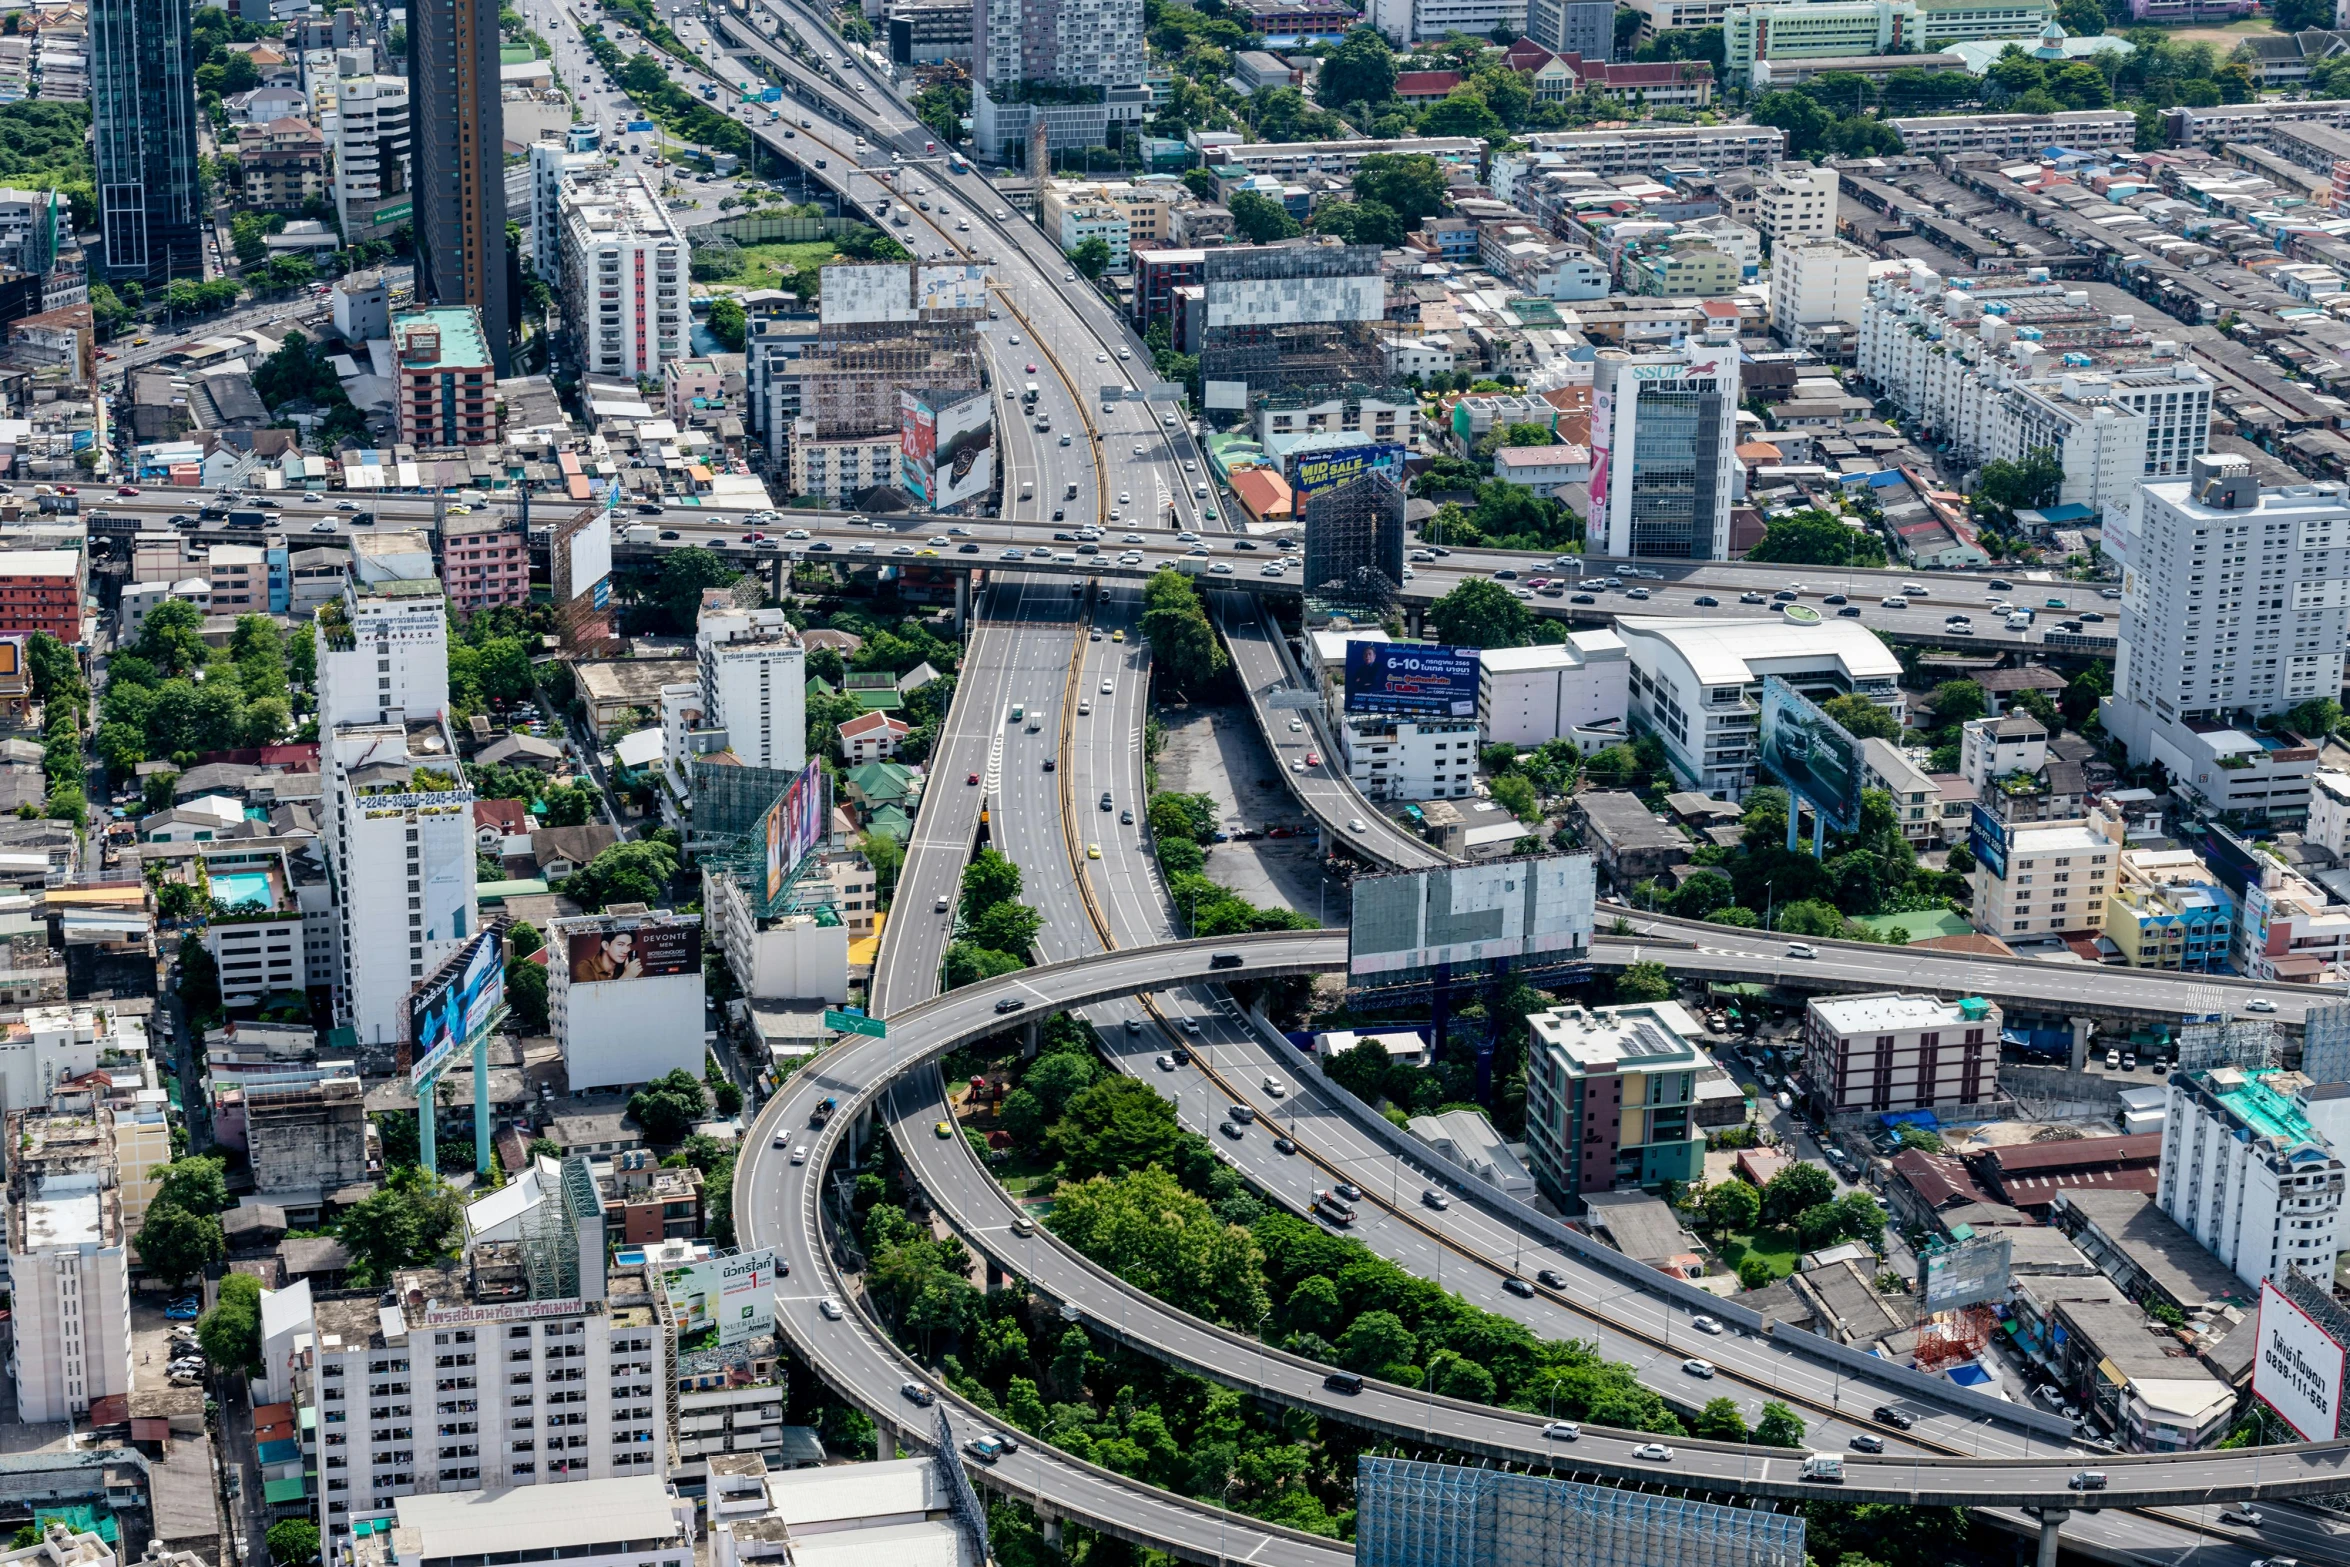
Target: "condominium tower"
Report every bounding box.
[408,0,511,371]
[90,0,200,281]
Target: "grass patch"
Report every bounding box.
[705,238,853,290]
[1716,1225,1799,1280]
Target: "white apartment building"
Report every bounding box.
[2308,769,2350,859]
[263,1159,669,1547]
[1959,711,2048,788]
[2235,856,2350,982]
[1885,108,2135,156]
[697,605,806,774]
[1769,236,1870,345]
[1969,816,2114,937]
[557,165,688,379]
[529,142,600,284]
[1368,0,1528,40]
[788,421,899,505]
[325,73,409,238]
[1038,183,1132,269]
[0,1003,147,1115]
[1799,992,2000,1118]
[1336,714,1480,800]
[2101,457,2350,818]
[2158,1065,2345,1293]
[1858,737,1939,844]
[3,1092,130,1423]
[316,575,450,732]
[1857,272,2215,511]
[1590,328,1741,560]
[1476,634,1629,748]
[1617,616,1904,797]
[1754,161,1838,245]
[112,1093,170,1233]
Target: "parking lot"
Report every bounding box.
[1155,697,1339,924]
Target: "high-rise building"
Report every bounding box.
[2102,456,2350,817]
[316,574,473,1045]
[326,69,409,243]
[2158,1065,2345,1292]
[1196,239,1388,397]
[90,0,200,281]
[1300,469,1406,608]
[697,603,806,774]
[408,0,510,372]
[556,164,687,378]
[1522,0,1614,57]
[969,0,1147,160]
[529,140,598,284]
[258,1156,670,1546]
[1589,327,1740,560]
[4,1088,131,1423]
[1521,998,1708,1205]
[1767,235,1869,355]
[392,308,497,448]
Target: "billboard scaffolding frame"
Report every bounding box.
[1355,1456,1805,1567]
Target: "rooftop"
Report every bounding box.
[2198,1066,2330,1153]
[1615,615,1902,688]
[392,308,491,373]
[392,1476,684,1559]
[1528,999,1706,1074]
[1810,992,1995,1034]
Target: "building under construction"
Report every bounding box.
[1197,239,1388,397]
[1302,468,1406,612]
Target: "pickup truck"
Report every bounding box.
[809,1096,837,1126]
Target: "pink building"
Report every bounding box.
[439,515,529,613]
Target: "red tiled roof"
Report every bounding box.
[1891,1147,1991,1209]
[838,710,909,738]
[1989,1166,2160,1210]
[1979,1133,2162,1176]
[1581,60,1690,87]
[1394,70,1463,96]
[475,799,529,836]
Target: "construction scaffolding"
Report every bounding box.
[518,1157,596,1303]
[2176,1018,2278,1076]
[2305,1000,2350,1086]
[1356,1457,1807,1567]
[1913,1304,1996,1374]
[1302,469,1406,615]
[687,757,840,920]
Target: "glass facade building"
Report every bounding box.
[409,0,512,372]
[1357,1457,1806,1567]
[91,0,200,282]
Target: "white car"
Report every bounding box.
[785,528,811,539]
[1692,1315,1722,1334]
[2248,998,2278,1013]
[1096,352,1108,362]
[1263,1077,1287,1096]
[789,1145,809,1164]
[1682,1358,1716,1379]
[1633,1443,1675,1462]
[1211,562,1234,574]
[1101,679,1113,693]
[1289,719,1303,732]
[1118,492,1130,504]
[1348,818,1368,832]
[1155,1054,1175,1070]
[1064,271,1076,281]
[818,1297,844,1320]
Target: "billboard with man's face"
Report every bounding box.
[565,920,702,985]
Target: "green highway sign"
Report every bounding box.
[824,1009,888,1039]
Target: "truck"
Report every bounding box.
[1022,381,1040,404]
[624,524,660,543]
[1311,1189,1356,1227]
[892,209,909,225]
[227,509,270,529]
[810,1096,838,1126]
[1799,1455,1845,1484]
[1018,479,1035,500]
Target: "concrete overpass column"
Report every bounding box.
[2069,1017,2096,1073]
[986,1258,1005,1292]
[1039,1514,1062,1548]
[1022,1020,1041,1059]
[955,573,970,635]
[2035,1511,2064,1567]
[876,1425,897,1461]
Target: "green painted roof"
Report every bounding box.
[864,804,910,842]
[845,761,918,800]
[393,306,491,370]
[845,690,905,712]
[2210,1069,2323,1148]
[262,1478,308,1505]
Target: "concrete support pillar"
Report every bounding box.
[1022,1020,1040,1059]
[1039,1514,1062,1548]
[2035,1512,2064,1567]
[955,573,971,635]
[418,1075,437,1177]
[2069,1017,2096,1074]
[986,1259,1005,1292]
[850,1105,872,1164]
[767,554,785,601]
[876,1425,897,1461]
[473,1032,492,1176]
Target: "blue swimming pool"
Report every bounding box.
[210,872,275,910]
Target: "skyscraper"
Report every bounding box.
[1589,327,1741,560]
[90,0,200,282]
[409,0,512,373]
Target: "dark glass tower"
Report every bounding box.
[92,0,200,283]
[409,0,512,373]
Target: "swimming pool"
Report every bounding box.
[209,872,276,911]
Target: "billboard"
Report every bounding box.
[565,920,702,985]
[660,1249,781,1347]
[934,389,995,510]
[915,262,989,313]
[1968,804,2009,882]
[763,759,827,903]
[1348,853,1596,977]
[407,930,505,1087]
[1756,676,1865,835]
[899,391,938,508]
[568,511,612,601]
[1291,443,1407,506]
[1202,269,1383,328]
[1343,641,1480,718]
[1204,379,1248,410]
[819,262,914,325]
[1589,384,1613,513]
[2255,1278,2348,1440]
[1919,1233,2011,1313]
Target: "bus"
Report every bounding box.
[947,152,969,174]
[1312,1189,1356,1227]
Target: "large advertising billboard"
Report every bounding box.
[1343,641,1480,718]
[1589,384,1614,513]
[1348,853,1596,977]
[819,263,914,325]
[1968,804,2009,882]
[899,391,938,509]
[569,510,613,600]
[660,1249,781,1347]
[1291,443,1407,506]
[407,931,505,1087]
[565,920,701,985]
[934,389,995,510]
[1919,1234,2011,1313]
[763,759,827,903]
[1757,676,1865,835]
[915,263,989,314]
[2256,1278,2348,1440]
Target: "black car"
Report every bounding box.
[1693,595,1719,606]
[959,542,980,552]
[1537,1268,1566,1288]
[1170,1047,1192,1065]
[1494,568,1518,580]
[1235,540,1258,551]
[994,997,1025,1014]
[1872,1406,1914,1430]
[1053,509,1066,521]
[1774,589,1797,601]
[1824,593,1848,605]
[1219,1120,1244,1139]
[1570,593,1596,605]
[658,530,680,540]
[1503,1277,1535,1299]
[1838,605,1862,617]
[1988,579,2013,591]
[1042,758,1056,772]
[1053,531,1075,541]
[1272,1135,1297,1154]
[634,502,663,514]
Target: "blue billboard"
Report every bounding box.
[1969,803,2008,882]
[1344,641,1480,718]
[1291,442,1407,503]
[1756,677,1864,835]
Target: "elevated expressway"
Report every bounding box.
[668,11,2347,1563]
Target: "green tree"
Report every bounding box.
[1761,1161,1837,1225]
[154,1155,229,1214]
[1048,1165,1271,1327]
[1489,771,1539,823]
[1931,679,1988,726]
[1746,510,1884,567]
[1418,90,1502,138]
[1821,693,1900,741]
[960,847,1024,920]
[1047,1076,1185,1179]
[1337,1309,1419,1381]
[1691,1396,1748,1441]
[1227,189,1300,243]
[136,1201,224,1287]
[1354,152,1453,226]
[968,899,1043,956]
[704,295,746,353]
[1737,1255,1776,1290]
[1615,960,1673,1003]
[1428,577,1530,648]
[1319,26,1397,110]
[1702,1178,1760,1232]
[626,1067,709,1144]
[1974,448,2063,519]
[566,841,678,911]
[199,1273,265,1375]
[336,1167,464,1282]
[1069,236,1113,279]
[504,960,549,1032]
[1754,1401,1807,1448]
[266,1522,320,1567]
[1834,1189,1888,1243]
[1140,569,1227,690]
[945,941,1027,990]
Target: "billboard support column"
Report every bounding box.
[1429,961,1454,1067]
[418,1075,436,1178]
[474,1031,492,1176]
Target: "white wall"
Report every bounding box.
[6,1238,130,1422]
[747,917,848,1003]
[561,971,707,1091]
